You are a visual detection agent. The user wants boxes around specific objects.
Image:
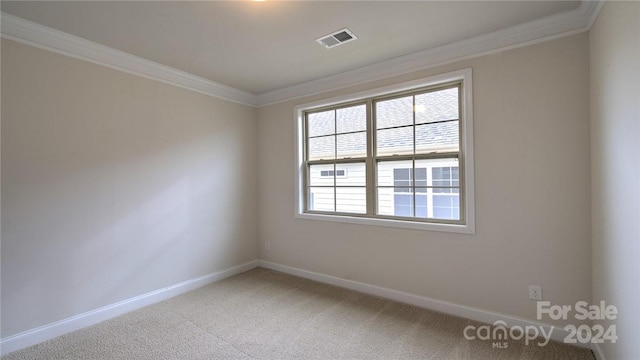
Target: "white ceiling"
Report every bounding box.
[2,1,582,97]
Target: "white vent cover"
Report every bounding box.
[316,28,358,49]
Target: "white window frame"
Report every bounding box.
[294,69,475,234]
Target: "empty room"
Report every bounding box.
[1,1,638,359]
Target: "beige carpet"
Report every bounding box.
[2,268,594,360]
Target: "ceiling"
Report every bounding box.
[2,1,583,97]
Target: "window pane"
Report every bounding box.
[309,164,335,186]
[377,160,413,186]
[376,96,413,129]
[415,121,459,153]
[393,168,412,193]
[378,188,430,218]
[393,192,414,217]
[378,188,416,217]
[337,131,367,159]
[377,126,413,156]
[336,163,366,186]
[393,168,412,191]
[432,194,460,220]
[308,135,335,160]
[434,194,458,207]
[432,165,460,193]
[337,105,366,133]
[336,187,366,214]
[309,187,334,212]
[307,110,335,137]
[415,193,428,218]
[415,168,427,187]
[415,158,459,172]
[415,87,459,124]
[393,168,411,181]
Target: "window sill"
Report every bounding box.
[295,212,475,234]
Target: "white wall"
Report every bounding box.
[258,33,591,326]
[590,2,640,359]
[1,39,258,337]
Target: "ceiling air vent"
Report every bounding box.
[316,28,358,49]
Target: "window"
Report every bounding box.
[320,169,346,177]
[392,168,427,218]
[306,104,367,214]
[295,69,474,233]
[432,166,460,220]
[387,165,461,219]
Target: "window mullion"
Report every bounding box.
[333,109,337,212]
[412,95,417,218]
[427,168,434,218]
[366,99,375,216]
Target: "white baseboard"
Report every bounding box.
[0,260,258,356]
[2,259,598,356]
[257,260,592,350]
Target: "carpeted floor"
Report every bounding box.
[2,268,595,359]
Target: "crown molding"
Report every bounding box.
[0,12,259,107]
[2,2,604,108]
[585,0,606,29]
[255,1,604,106]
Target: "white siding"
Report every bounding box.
[309,163,366,213]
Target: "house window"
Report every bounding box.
[386,164,459,220]
[296,69,474,233]
[320,169,346,177]
[432,166,460,220]
[392,168,427,218]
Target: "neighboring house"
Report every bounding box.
[309,159,460,219]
